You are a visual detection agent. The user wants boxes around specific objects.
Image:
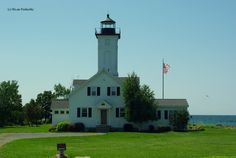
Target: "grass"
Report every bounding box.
[0,127,236,158]
[0,124,51,133]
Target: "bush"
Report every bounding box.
[148,125,155,132]
[49,125,56,132]
[56,122,70,132]
[69,122,85,132]
[189,124,205,131]
[156,126,171,132]
[123,123,134,132]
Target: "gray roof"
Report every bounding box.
[51,99,69,109]
[73,79,88,86]
[155,99,189,107]
[101,14,115,24]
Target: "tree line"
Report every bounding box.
[0,81,70,127]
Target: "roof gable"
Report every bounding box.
[70,69,124,97]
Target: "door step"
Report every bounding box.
[96,125,111,133]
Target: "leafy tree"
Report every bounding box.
[53,83,70,99]
[169,110,190,131]
[24,99,42,126]
[36,91,53,122]
[0,80,22,126]
[123,72,157,123]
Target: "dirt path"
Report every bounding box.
[0,133,105,148]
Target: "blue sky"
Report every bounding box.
[0,0,235,115]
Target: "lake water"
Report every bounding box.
[190,115,236,126]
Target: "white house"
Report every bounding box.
[51,14,189,131]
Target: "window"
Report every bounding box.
[107,86,120,96]
[60,110,64,114]
[77,108,80,117]
[87,87,100,96]
[116,108,125,117]
[82,108,88,117]
[91,87,96,96]
[66,110,69,114]
[77,107,92,118]
[54,110,59,114]
[157,110,161,119]
[164,110,169,120]
[111,87,116,95]
[120,108,125,117]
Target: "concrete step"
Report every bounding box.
[96,125,110,133]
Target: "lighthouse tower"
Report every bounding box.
[95,14,120,77]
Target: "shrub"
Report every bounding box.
[123,123,134,132]
[156,126,171,132]
[48,125,56,132]
[56,122,70,132]
[148,125,155,132]
[189,124,205,131]
[169,110,189,131]
[69,122,85,132]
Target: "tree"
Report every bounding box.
[53,83,70,99]
[123,72,157,123]
[24,99,42,126]
[169,110,190,131]
[36,91,53,122]
[0,80,22,126]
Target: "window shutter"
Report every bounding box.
[77,108,80,117]
[117,87,120,96]
[107,87,111,96]
[88,108,92,117]
[97,87,100,96]
[116,108,119,117]
[87,87,91,96]
[164,110,168,120]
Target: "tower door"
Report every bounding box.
[100,110,107,125]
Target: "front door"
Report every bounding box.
[101,110,107,125]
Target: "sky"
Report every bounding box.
[0,0,235,115]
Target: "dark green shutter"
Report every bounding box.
[97,87,100,96]
[116,108,119,117]
[77,108,80,117]
[87,87,91,96]
[107,87,111,96]
[117,87,120,96]
[88,108,92,117]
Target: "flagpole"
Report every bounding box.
[162,59,164,99]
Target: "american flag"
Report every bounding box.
[163,63,170,74]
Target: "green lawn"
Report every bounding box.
[0,124,51,133]
[0,127,236,158]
